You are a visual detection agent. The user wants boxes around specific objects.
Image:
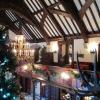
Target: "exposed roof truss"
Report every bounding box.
[0,0,99,42]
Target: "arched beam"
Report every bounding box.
[59,0,89,42]
[80,0,95,18]
[15,15,39,42]
[49,9,73,19]
[39,0,66,42]
[0,21,20,35]
[0,0,49,42]
[0,11,20,34]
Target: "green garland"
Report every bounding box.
[70,71,80,78]
[32,68,46,75]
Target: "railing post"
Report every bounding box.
[93,50,98,88]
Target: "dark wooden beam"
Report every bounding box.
[3,27,9,32]
[58,41,63,64]
[0,0,49,42]
[40,12,47,26]
[14,14,39,42]
[28,31,100,43]
[64,40,69,64]
[13,20,19,23]
[87,32,100,38]
[59,0,89,41]
[49,9,73,19]
[33,9,44,15]
[49,32,100,41]
[39,0,66,42]
[21,23,39,42]
[47,2,61,9]
[80,0,95,18]
[0,11,20,34]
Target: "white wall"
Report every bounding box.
[8,30,16,41]
[9,29,100,63]
[74,37,100,62]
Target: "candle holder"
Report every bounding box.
[90,49,96,54]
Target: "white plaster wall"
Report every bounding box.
[8,30,17,41]
[8,30,58,63]
[49,41,58,62]
[9,30,100,63]
[74,37,100,62]
[62,44,66,57]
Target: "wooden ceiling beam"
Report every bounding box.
[3,27,9,32]
[28,31,100,43]
[13,20,19,23]
[80,0,95,18]
[0,12,20,34]
[50,32,100,41]
[0,0,49,42]
[59,0,89,41]
[21,22,40,43]
[40,12,47,26]
[33,9,44,15]
[47,2,61,9]
[30,2,60,17]
[49,9,73,19]
[39,0,66,42]
[14,14,38,42]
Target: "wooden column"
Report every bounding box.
[65,40,70,64]
[58,41,63,65]
[98,44,100,62]
[33,81,35,100]
[71,39,74,67]
[33,80,41,100]
[40,81,42,100]
[20,76,26,92]
[58,40,70,66]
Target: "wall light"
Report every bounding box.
[61,72,70,80]
[84,96,92,100]
[42,82,46,86]
[88,42,98,53]
[22,65,28,71]
[69,57,72,65]
[38,77,44,81]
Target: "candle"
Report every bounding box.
[15,37,18,43]
[19,50,22,56]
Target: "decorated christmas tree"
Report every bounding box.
[0,30,20,100]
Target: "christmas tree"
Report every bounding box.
[0,30,20,100]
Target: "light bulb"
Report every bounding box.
[61,72,70,80]
[23,65,28,71]
[3,95,7,99]
[6,93,10,96]
[0,88,3,92]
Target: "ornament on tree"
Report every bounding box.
[0,30,20,99]
[0,30,8,44]
[5,71,13,80]
[0,57,9,67]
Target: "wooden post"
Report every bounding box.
[58,40,69,66]
[33,81,35,100]
[71,39,74,68]
[94,50,98,88]
[65,40,69,64]
[98,44,100,62]
[48,85,51,100]
[58,41,62,65]
[40,81,42,100]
